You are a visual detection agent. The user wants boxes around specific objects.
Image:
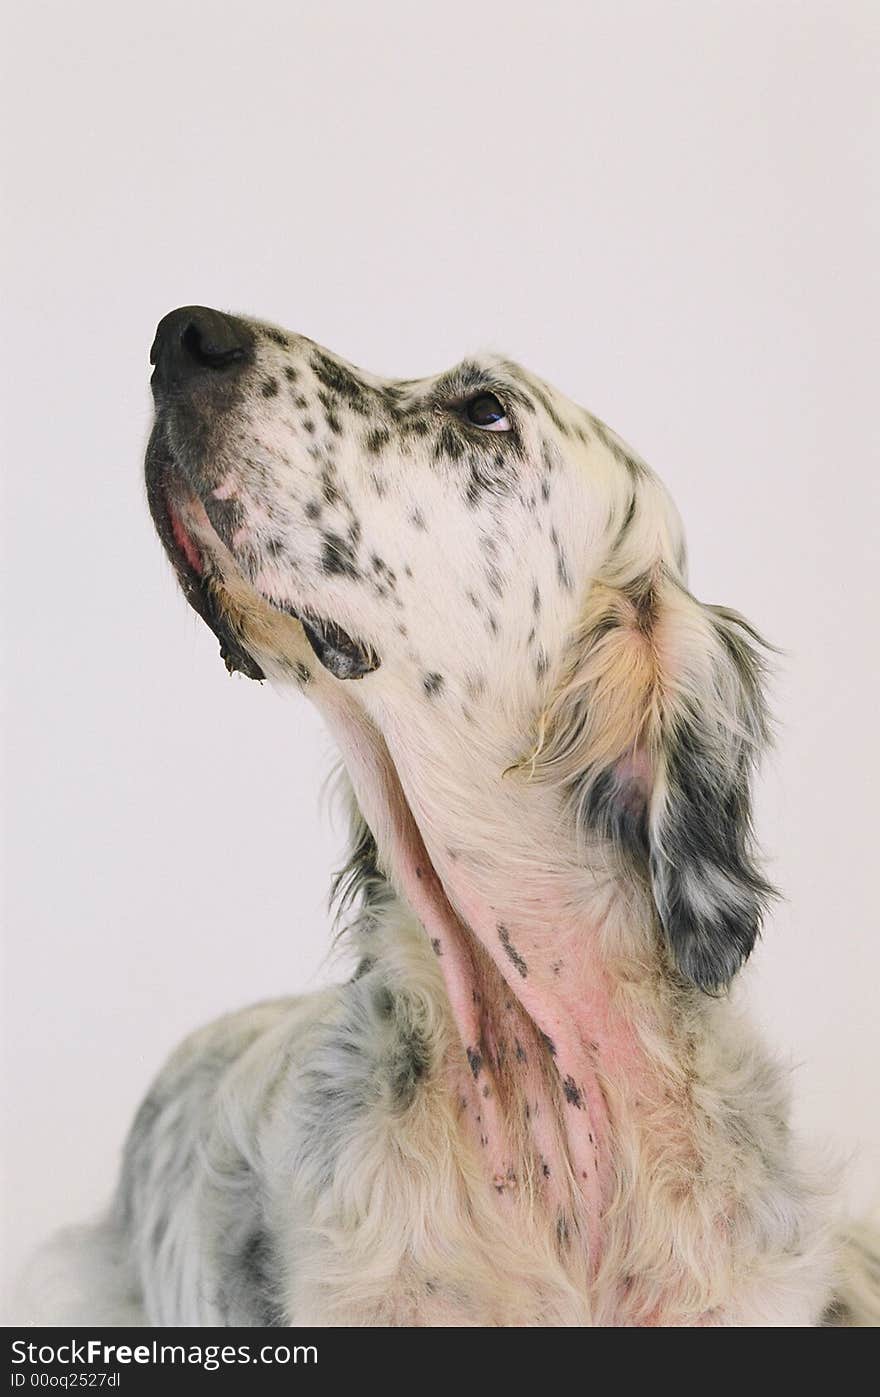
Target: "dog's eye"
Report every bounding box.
[464,393,510,432]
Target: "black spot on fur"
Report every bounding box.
[550,526,573,591]
[388,1014,431,1110]
[365,427,390,454]
[423,671,444,697]
[381,384,405,418]
[556,1213,572,1247]
[373,984,395,1019]
[485,562,504,598]
[203,494,245,543]
[562,1076,583,1108]
[466,1047,483,1078]
[530,386,571,436]
[585,412,646,478]
[497,925,528,978]
[322,469,351,511]
[317,391,342,434]
[405,417,430,438]
[261,377,279,398]
[320,532,359,578]
[462,444,517,508]
[311,351,368,413]
[432,422,466,465]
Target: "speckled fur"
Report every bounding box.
[17,313,879,1327]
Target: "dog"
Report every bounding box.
[20,306,880,1326]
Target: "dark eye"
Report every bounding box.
[464,392,511,432]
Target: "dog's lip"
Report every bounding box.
[166,489,206,577]
[149,447,380,683]
[145,448,266,681]
[145,447,203,591]
[149,455,208,590]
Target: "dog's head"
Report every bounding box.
[146,306,773,992]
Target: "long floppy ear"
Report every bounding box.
[528,569,774,992]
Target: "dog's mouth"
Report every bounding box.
[145,424,380,683]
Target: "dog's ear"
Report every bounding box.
[528,571,774,992]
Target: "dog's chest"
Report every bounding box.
[271,1058,831,1329]
[246,975,833,1328]
[273,1071,669,1326]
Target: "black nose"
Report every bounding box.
[150,306,251,393]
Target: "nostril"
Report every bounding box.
[180,320,245,370]
[150,305,251,392]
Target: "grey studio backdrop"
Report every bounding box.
[2,1,878,1300]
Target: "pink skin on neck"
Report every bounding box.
[401,829,639,1269]
[319,686,664,1273]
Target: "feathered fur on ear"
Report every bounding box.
[526,568,774,992]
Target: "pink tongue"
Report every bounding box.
[169,504,204,575]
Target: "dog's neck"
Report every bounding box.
[321,684,690,1269]
[395,738,677,1260]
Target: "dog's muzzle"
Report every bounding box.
[145,306,380,684]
